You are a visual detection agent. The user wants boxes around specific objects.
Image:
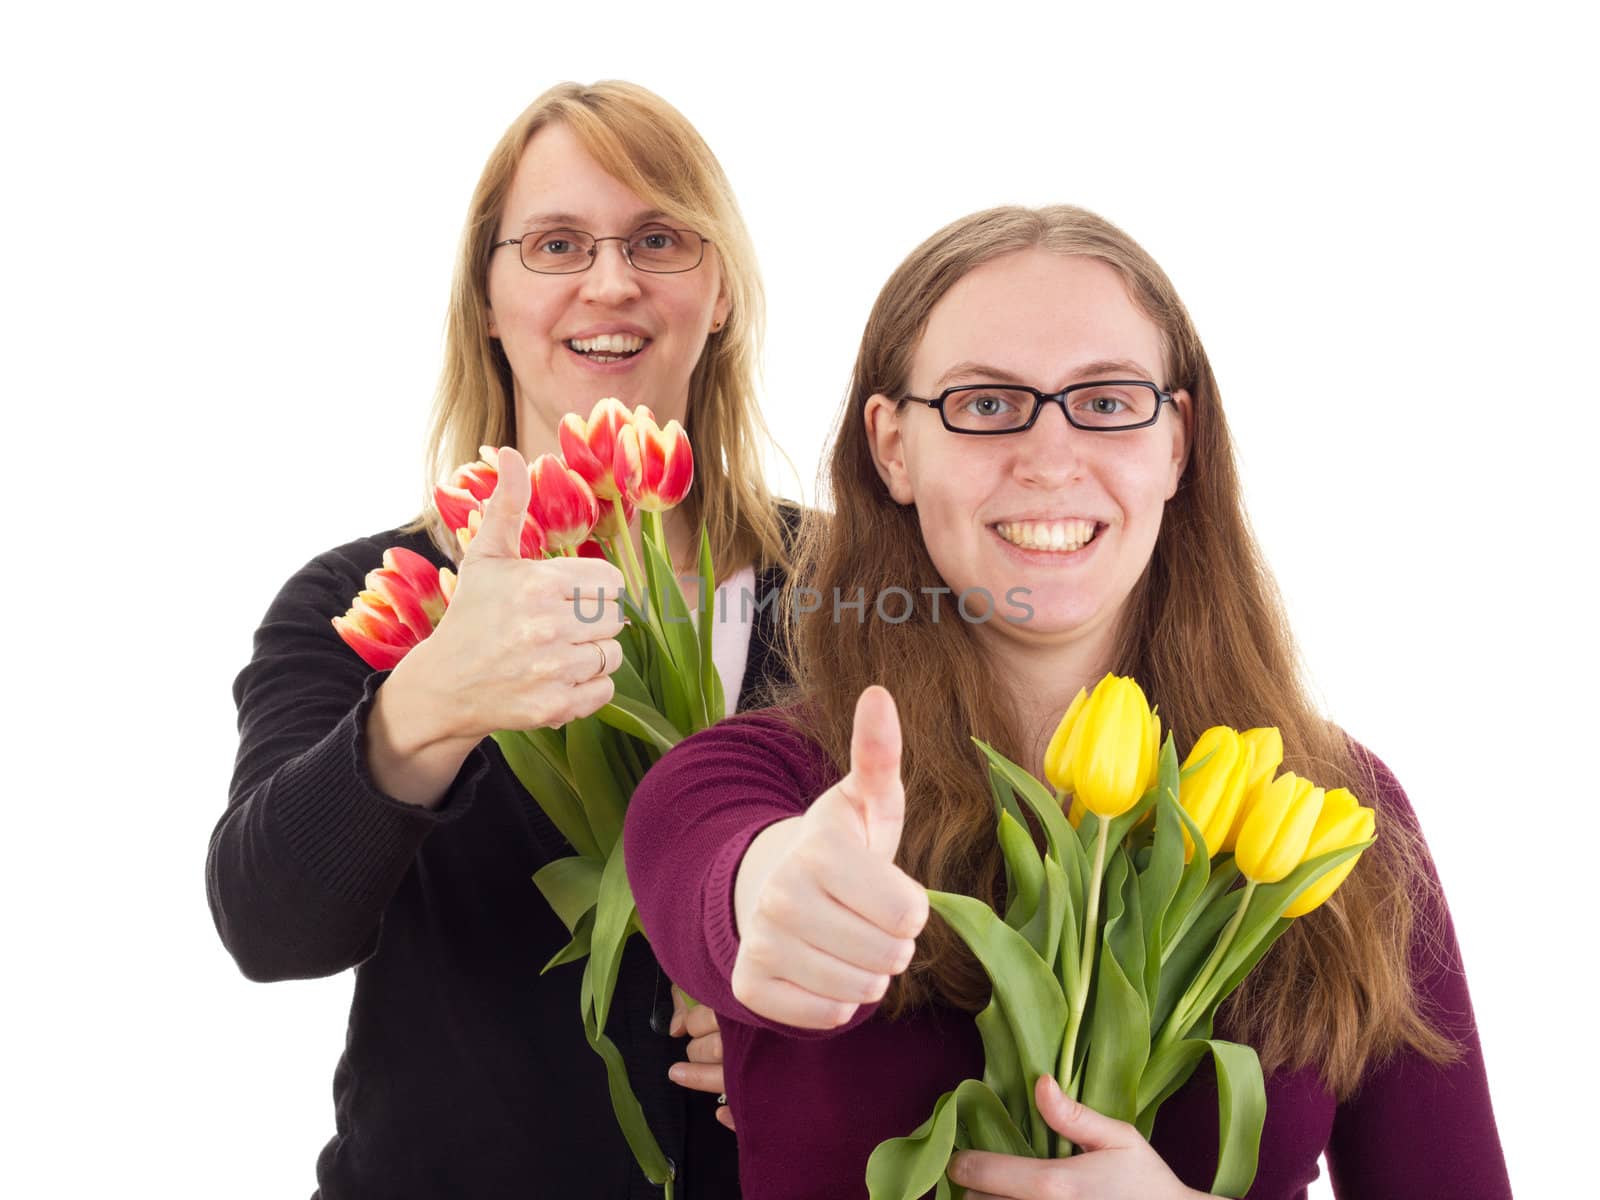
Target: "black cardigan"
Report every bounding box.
[207,515,795,1199]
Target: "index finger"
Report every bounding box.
[814,839,929,940]
[541,557,628,595]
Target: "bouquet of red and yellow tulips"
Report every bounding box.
[333,398,716,1197]
[867,675,1376,1199]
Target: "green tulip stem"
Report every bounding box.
[1158,879,1257,1054]
[1056,812,1111,1147]
[610,498,648,608]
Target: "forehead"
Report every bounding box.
[503,121,658,230]
[914,250,1166,386]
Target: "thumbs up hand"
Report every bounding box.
[458,445,536,565]
[730,686,930,1030]
[368,448,628,808]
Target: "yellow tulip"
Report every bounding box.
[1281,788,1377,917]
[1043,685,1089,795]
[1049,674,1160,819]
[1234,772,1324,884]
[1178,726,1253,862]
[1219,726,1284,852]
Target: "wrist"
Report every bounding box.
[732,816,804,934]
[366,661,479,809]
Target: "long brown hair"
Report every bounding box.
[414,80,787,580]
[778,205,1455,1097]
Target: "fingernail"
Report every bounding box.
[668,1065,686,1083]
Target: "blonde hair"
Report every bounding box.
[415,80,787,579]
[778,205,1457,1098]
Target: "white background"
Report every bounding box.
[4,1,1593,1195]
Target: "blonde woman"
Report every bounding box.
[208,82,794,1198]
[627,206,1509,1198]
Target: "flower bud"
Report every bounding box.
[1045,674,1160,820]
[1178,726,1253,862]
[1281,788,1376,917]
[529,454,600,551]
[1234,772,1324,884]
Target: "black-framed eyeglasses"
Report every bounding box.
[902,380,1176,435]
[491,224,710,275]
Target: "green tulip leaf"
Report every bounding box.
[1020,854,1070,975]
[974,999,1027,1133]
[532,855,604,934]
[586,844,642,1036]
[1202,840,1372,1018]
[492,729,600,860]
[541,905,596,974]
[1138,757,1186,1005]
[565,716,630,857]
[579,961,675,1187]
[1136,1038,1210,1134]
[1163,858,1241,964]
[865,1086,959,1200]
[1132,1038,1264,1199]
[641,515,707,730]
[608,646,653,706]
[1208,1040,1266,1198]
[987,760,1029,834]
[1105,850,1147,1008]
[1152,888,1244,1034]
[1080,853,1150,1124]
[973,740,1088,915]
[595,695,685,756]
[928,890,1066,1138]
[997,809,1044,932]
[695,524,726,724]
[951,1078,1034,1157]
[1161,801,1214,952]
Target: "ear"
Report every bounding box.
[864,393,914,505]
[1165,388,1193,498]
[711,287,731,333]
[486,308,500,339]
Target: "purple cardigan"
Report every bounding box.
[625,710,1511,1199]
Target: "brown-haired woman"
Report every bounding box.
[627,206,1510,1198]
[207,81,793,1198]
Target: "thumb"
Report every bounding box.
[840,685,905,859]
[461,446,531,563]
[1035,1076,1139,1152]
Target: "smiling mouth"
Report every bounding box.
[567,333,648,363]
[992,519,1104,553]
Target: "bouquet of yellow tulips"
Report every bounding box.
[332,398,718,1198]
[866,674,1376,1199]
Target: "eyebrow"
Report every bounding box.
[931,357,1159,391]
[517,209,674,233]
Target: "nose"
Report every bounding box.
[1012,399,1088,487]
[578,238,642,305]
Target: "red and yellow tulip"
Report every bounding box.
[559,397,633,501]
[616,406,694,513]
[529,454,600,551]
[331,547,456,671]
[435,449,547,559]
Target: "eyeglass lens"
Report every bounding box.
[942,384,1159,432]
[520,225,704,274]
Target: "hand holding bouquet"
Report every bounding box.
[332,398,720,1198]
[868,675,1376,1199]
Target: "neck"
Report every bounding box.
[978,622,1120,778]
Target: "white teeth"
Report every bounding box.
[995,519,1098,553]
[568,333,646,354]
